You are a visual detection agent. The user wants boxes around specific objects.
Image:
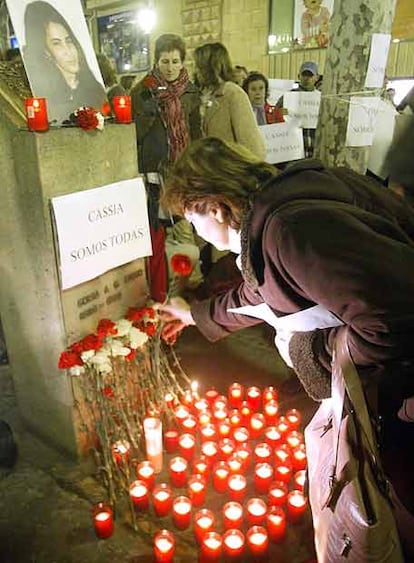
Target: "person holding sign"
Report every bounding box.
[242,72,284,126]
[159,136,414,559]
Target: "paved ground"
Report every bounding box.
[0,324,318,563]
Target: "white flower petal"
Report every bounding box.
[115,319,132,337]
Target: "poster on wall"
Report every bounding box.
[6,0,106,124]
[293,0,334,48]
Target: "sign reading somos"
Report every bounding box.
[51,178,152,290]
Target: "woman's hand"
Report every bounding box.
[158,297,195,344]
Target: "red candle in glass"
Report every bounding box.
[164,429,179,454]
[249,413,266,439]
[276,415,290,437]
[246,526,269,559]
[136,460,155,490]
[274,462,292,484]
[25,97,49,132]
[194,508,215,544]
[246,497,268,527]
[263,399,279,425]
[227,474,247,502]
[154,529,175,562]
[227,453,243,475]
[292,443,307,472]
[193,456,210,480]
[212,461,230,493]
[254,462,274,494]
[113,95,132,123]
[233,426,250,445]
[217,419,231,439]
[268,480,288,507]
[205,387,219,407]
[129,480,149,512]
[172,495,192,530]
[223,501,244,530]
[239,402,252,426]
[264,426,282,448]
[218,438,235,460]
[169,456,188,488]
[198,410,212,427]
[92,502,114,539]
[181,389,194,408]
[286,408,302,430]
[228,383,244,409]
[152,483,173,517]
[263,385,278,403]
[188,474,207,506]
[254,442,272,465]
[181,414,197,434]
[213,408,228,424]
[235,443,252,470]
[246,386,261,411]
[164,392,175,409]
[200,423,217,442]
[174,404,190,425]
[223,529,245,560]
[200,440,219,465]
[194,397,210,415]
[112,439,130,465]
[200,531,223,562]
[286,430,304,450]
[274,444,291,465]
[293,469,307,491]
[266,506,287,543]
[287,490,308,523]
[178,433,196,461]
[229,409,242,428]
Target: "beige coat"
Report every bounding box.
[201,81,266,160]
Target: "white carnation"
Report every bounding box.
[129,327,149,349]
[115,319,132,337]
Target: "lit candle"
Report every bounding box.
[227,474,247,502]
[213,395,228,410]
[287,490,308,523]
[181,389,194,409]
[293,469,307,491]
[178,433,196,461]
[194,508,215,544]
[164,392,175,409]
[246,497,268,527]
[229,410,242,428]
[246,386,261,411]
[172,495,192,530]
[239,402,252,426]
[192,456,210,480]
[143,417,163,473]
[194,397,210,415]
[218,438,235,460]
[113,95,132,123]
[129,480,149,512]
[154,529,175,562]
[164,429,179,454]
[25,97,49,132]
[274,444,291,465]
[263,399,279,425]
[227,453,243,475]
[191,380,200,399]
[222,501,244,530]
[213,408,228,424]
[198,410,212,426]
[274,462,292,484]
[222,529,245,560]
[233,426,250,445]
[249,413,266,439]
[254,442,272,464]
[286,408,302,430]
[235,443,252,470]
[136,460,155,490]
[268,480,288,507]
[254,462,274,494]
[291,443,307,472]
[200,440,219,465]
[264,426,282,448]
[200,531,223,561]
[174,404,190,425]
[263,385,278,403]
[212,461,230,493]
[187,474,207,506]
[152,483,173,517]
[276,415,290,437]
[266,506,287,543]
[91,502,114,539]
[217,419,232,439]
[285,430,304,450]
[246,525,269,559]
[181,414,197,434]
[200,423,217,442]
[111,439,130,466]
[169,456,188,488]
[205,387,219,407]
[228,382,244,409]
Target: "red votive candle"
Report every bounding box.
[266,506,287,543]
[181,389,194,409]
[263,385,278,403]
[205,387,219,407]
[200,440,219,464]
[246,386,261,411]
[268,480,288,507]
[274,462,292,484]
[113,95,132,123]
[223,529,245,560]
[264,426,282,448]
[246,526,269,559]
[174,404,190,425]
[286,430,304,450]
[169,456,188,488]
[229,410,242,428]
[254,462,274,494]
[25,97,49,132]
[240,402,252,426]
[164,392,175,409]
[194,508,215,544]
[254,442,272,464]
[292,443,307,472]
[92,502,114,539]
[198,410,212,427]
[217,419,232,439]
[200,423,217,442]
[235,443,252,470]
[228,383,244,409]
[246,497,268,527]
[218,438,236,460]
[227,453,243,475]
[214,394,228,410]
[276,415,290,437]
[188,474,207,506]
[227,474,247,502]
[154,529,175,562]
[152,483,173,517]
[194,397,210,415]
[213,408,228,424]
[274,444,291,465]
[136,460,155,490]
[212,461,230,493]
[111,439,130,465]
[286,408,302,430]
[164,429,179,454]
[178,432,196,461]
[193,456,210,480]
[287,490,308,523]
[223,501,244,530]
[182,414,197,434]
[200,531,223,562]
[233,426,250,445]
[263,399,279,425]
[129,480,149,512]
[249,413,266,439]
[293,470,307,491]
[172,495,192,530]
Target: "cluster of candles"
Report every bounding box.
[92,382,308,561]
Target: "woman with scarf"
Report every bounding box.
[131,34,202,302]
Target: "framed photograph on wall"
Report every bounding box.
[293,0,334,48]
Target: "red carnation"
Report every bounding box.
[143,75,158,89]
[96,319,117,338]
[58,350,83,369]
[143,322,157,336]
[125,349,136,361]
[170,253,193,277]
[76,107,99,130]
[79,333,103,351]
[102,385,115,399]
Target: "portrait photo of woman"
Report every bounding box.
[20,0,106,123]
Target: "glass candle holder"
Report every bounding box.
[223,529,245,560]
[200,440,219,465]
[268,480,288,507]
[287,489,308,523]
[200,423,217,442]
[266,506,287,543]
[233,426,250,445]
[246,386,261,411]
[274,462,292,484]
[178,432,196,461]
[152,483,173,517]
[293,469,307,491]
[227,474,247,503]
[205,387,219,407]
[198,410,212,427]
[227,453,243,475]
[213,395,228,411]
[264,426,282,448]
[229,409,242,428]
[254,462,274,494]
[188,474,207,507]
[240,402,252,426]
[263,385,278,403]
[218,438,236,460]
[285,430,304,450]
[286,408,302,430]
[222,501,244,530]
[274,444,291,466]
[291,443,307,472]
[172,495,192,530]
[200,531,223,562]
[164,392,175,410]
[249,413,266,439]
[217,419,232,439]
[193,456,210,480]
[164,429,179,454]
[246,526,269,559]
[169,456,188,488]
[254,442,272,465]
[246,497,268,527]
[212,461,230,493]
[263,399,279,425]
[228,382,244,409]
[235,443,252,471]
[194,508,215,544]
[181,414,197,434]
[276,415,290,437]
[143,417,163,473]
[194,397,210,415]
[113,95,132,123]
[136,460,155,490]
[154,529,175,562]
[91,502,114,539]
[25,97,49,132]
[174,404,190,425]
[129,480,149,512]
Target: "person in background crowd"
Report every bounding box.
[242,71,284,125]
[120,74,137,94]
[232,64,248,87]
[277,60,320,158]
[130,33,203,302]
[159,136,414,559]
[96,53,126,114]
[23,1,106,123]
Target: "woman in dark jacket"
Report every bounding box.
[159,137,414,558]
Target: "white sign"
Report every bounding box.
[367,99,397,178]
[283,91,321,128]
[52,178,152,290]
[260,123,305,164]
[345,96,380,147]
[365,33,391,89]
[268,79,295,106]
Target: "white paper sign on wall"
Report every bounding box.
[345,96,381,147]
[51,178,152,290]
[260,122,305,164]
[364,33,391,89]
[283,90,321,128]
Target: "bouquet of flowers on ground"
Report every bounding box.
[66,106,105,131]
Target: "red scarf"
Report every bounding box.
[148,67,190,163]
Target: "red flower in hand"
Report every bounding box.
[76,107,99,130]
[143,75,158,89]
[58,350,83,369]
[170,253,193,277]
